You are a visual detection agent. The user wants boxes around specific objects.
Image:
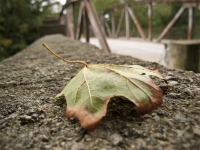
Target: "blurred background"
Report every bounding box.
[0,0,65,61]
[0,0,200,64]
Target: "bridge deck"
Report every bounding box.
[81,38,167,66]
[0,34,200,149]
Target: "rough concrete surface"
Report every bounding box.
[0,34,200,150]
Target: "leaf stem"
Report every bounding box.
[43,43,88,67]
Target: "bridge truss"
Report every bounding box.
[60,0,200,53]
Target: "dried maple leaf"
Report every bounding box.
[43,43,164,131]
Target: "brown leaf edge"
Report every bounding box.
[65,68,164,131]
[66,97,110,131]
[43,43,164,131]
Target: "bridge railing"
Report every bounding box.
[102,0,200,42]
[59,0,200,49]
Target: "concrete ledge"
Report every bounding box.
[168,40,200,73]
[0,34,200,149]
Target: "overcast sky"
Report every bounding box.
[57,0,66,5]
[50,0,66,13]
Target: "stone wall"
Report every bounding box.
[0,34,200,150]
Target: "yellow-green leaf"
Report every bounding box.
[56,64,164,131]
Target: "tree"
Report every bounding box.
[0,0,61,61]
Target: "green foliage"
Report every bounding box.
[93,0,122,15]
[0,0,61,62]
[153,3,173,27]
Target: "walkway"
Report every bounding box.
[81,38,167,66]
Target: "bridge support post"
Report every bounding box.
[115,9,125,38]
[83,4,90,43]
[111,11,116,38]
[72,3,76,39]
[148,2,153,41]
[104,18,112,37]
[126,6,147,40]
[84,0,111,53]
[188,6,194,39]
[76,2,84,40]
[66,9,75,39]
[125,6,130,39]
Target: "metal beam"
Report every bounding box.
[83,5,90,42]
[148,2,153,41]
[125,7,130,39]
[76,2,85,40]
[111,11,116,37]
[84,0,111,53]
[100,16,106,34]
[104,19,112,37]
[72,3,76,39]
[157,5,185,42]
[115,9,125,38]
[66,10,75,39]
[126,6,147,40]
[188,6,194,39]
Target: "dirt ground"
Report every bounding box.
[0,34,200,150]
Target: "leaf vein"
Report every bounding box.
[83,67,93,106]
[73,80,86,106]
[102,66,152,101]
[83,67,101,111]
[127,79,139,101]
